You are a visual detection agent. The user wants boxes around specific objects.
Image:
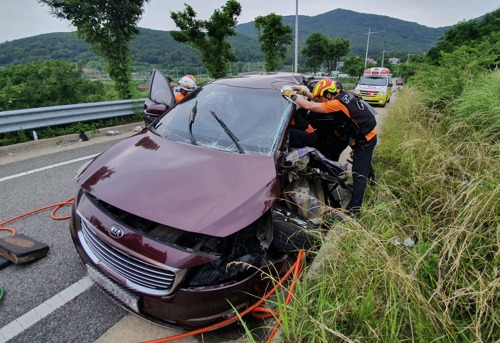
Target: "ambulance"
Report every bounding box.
[354,67,393,106]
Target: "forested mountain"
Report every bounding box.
[0,9,451,70]
[0,28,263,72]
[236,9,450,56]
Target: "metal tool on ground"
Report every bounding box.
[0,234,49,264]
[0,197,74,266]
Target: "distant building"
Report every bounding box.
[389,58,401,64]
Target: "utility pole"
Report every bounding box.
[294,0,298,73]
[381,50,392,68]
[364,28,385,71]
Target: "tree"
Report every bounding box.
[170,0,242,79]
[38,0,150,99]
[254,13,293,72]
[0,60,105,110]
[301,32,329,72]
[426,8,500,66]
[301,32,349,74]
[324,38,350,73]
[342,56,365,77]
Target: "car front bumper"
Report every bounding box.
[69,192,289,329]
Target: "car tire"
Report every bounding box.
[271,220,320,253]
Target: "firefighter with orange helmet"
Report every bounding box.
[282,78,377,216]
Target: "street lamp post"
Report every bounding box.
[364,28,385,71]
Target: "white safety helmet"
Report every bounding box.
[178,76,196,92]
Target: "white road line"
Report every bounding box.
[0,277,93,343]
[0,154,98,183]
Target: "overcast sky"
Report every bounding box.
[1,0,499,43]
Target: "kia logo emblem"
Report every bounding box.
[109,225,124,238]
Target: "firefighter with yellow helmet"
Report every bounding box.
[282,78,377,216]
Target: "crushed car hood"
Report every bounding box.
[77,131,280,237]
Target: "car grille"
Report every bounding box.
[80,218,176,294]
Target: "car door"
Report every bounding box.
[143,69,176,126]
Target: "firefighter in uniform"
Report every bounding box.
[289,107,318,149]
[175,75,197,103]
[282,78,376,216]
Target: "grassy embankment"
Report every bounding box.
[258,71,499,342]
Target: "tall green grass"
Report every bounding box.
[263,73,499,342]
[449,71,500,140]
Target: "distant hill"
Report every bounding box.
[0,9,452,70]
[236,9,450,56]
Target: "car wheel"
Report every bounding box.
[271,220,320,253]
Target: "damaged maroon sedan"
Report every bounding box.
[69,70,350,329]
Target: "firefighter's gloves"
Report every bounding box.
[292,86,308,96]
[282,89,296,99]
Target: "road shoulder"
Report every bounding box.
[0,122,144,166]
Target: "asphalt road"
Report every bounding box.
[0,92,395,343]
[0,129,131,343]
[0,124,270,343]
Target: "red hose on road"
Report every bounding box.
[0,199,305,343]
[0,197,75,235]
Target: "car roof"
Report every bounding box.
[211,72,308,90]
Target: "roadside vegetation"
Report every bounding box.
[0,59,148,146]
[257,9,499,343]
[269,80,498,342]
[0,57,212,146]
[0,6,498,340]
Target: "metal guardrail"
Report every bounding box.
[0,99,145,134]
[0,84,358,135]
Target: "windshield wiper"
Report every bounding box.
[188,101,198,145]
[210,110,245,154]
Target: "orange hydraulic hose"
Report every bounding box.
[0,198,305,343]
[263,247,304,343]
[0,227,16,235]
[50,197,75,220]
[142,249,305,343]
[0,197,74,235]
[252,246,304,320]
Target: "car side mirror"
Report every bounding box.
[388,83,393,87]
[145,104,168,116]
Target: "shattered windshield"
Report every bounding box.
[153,83,292,156]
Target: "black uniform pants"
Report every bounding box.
[346,135,377,214]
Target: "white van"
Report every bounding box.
[354,67,393,106]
